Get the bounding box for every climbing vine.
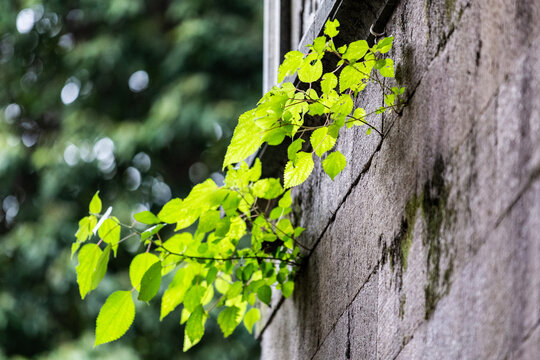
[71,19,406,351]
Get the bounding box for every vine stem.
[157,244,300,266]
[234,188,310,251]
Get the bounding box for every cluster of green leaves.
[74,158,302,351]
[224,19,405,187]
[72,19,405,352]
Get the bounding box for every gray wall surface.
[259,0,540,359]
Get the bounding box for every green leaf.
[174,179,219,230]
[311,36,327,55]
[95,291,135,346]
[241,263,256,282]
[92,245,111,290]
[278,190,292,209]
[297,55,323,83]
[222,193,241,216]
[134,211,160,225]
[321,73,338,95]
[262,127,287,145]
[287,138,304,164]
[197,210,220,234]
[243,308,261,334]
[138,261,162,302]
[347,107,366,128]
[75,215,97,243]
[223,109,263,169]
[217,306,241,337]
[89,191,102,214]
[384,93,395,107]
[330,95,354,121]
[284,152,314,188]
[184,305,206,351]
[71,242,81,258]
[252,178,284,199]
[282,281,295,298]
[129,253,159,290]
[375,58,394,78]
[308,102,325,116]
[206,267,218,284]
[310,127,336,157]
[180,308,191,325]
[257,285,272,306]
[277,218,294,239]
[76,244,102,299]
[140,223,165,242]
[227,281,243,299]
[268,207,286,220]
[215,275,232,295]
[339,64,367,93]
[324,19,340,37]
[184,285,206,312]
[245,158,262,182]
[294,227,306,238]
[160,265,199,320]
[98,218,120,257]
[375,36,393,53]
[157,198,182,224]
[277,50,304,83]
[343,40,369,62]
[322,151,347,180]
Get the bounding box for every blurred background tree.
[0,0,262,358]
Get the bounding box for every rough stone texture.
[260,0,540,359]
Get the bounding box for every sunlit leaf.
[138,261,162,302]
[298,55,323,83]
[134,211,160,225]
[277,50,304,83]
[375,58,394,78]
[76,244,102,299]
[184,305,207,351]
[218,306,241,337]
[92,245,111,290]
[284,152,314,188]
[374,36,394,53]
[323,151,347,180]
[282,281,294,298]
[95,291,135,346]
[252,178,284,199]
[310,127,336,157]
[158,198,182,224]
[243,308,261,334]
[98,218,120,257]
[343,40,369,62]
[89,191,102,214]
[129,253,159,290]
[160,265,198,320]
[324,19,340,37]
[223,109,263,169]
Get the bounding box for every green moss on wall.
[420,156,454,319]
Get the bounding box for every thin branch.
[157,245,300,266]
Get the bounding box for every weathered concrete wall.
[260,0,540,359]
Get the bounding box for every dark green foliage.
[0,0,262,358]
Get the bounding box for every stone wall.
[259,0,540,359]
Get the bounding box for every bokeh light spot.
[60,81,80,105]
[16,9,35,34]
[128,70,149,92]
